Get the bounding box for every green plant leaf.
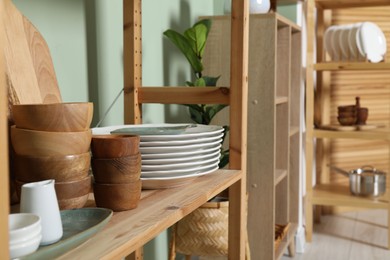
[163,29,203,73]
[184,23,207,59]
[203,76,220,86]
[188,107,203,124]
[192,19,212,57]
[205,104,227,121]
[194,78,206,87]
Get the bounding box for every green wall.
[12,1,296,259]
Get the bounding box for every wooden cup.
[91,135,140,158]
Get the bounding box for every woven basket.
[172,197,229,257]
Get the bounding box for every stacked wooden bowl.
[10,102,93,210]
[91,135,141,211]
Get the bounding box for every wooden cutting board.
[3,0,62,121]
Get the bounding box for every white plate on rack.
[142,149,221,165]
[348,23,363,60]
[139,139,222,154]
[324,25,337,60]
[141,144,222,159]
[358,22,387,63]
[140,133,224,147]
[142,156,219,171]
[141,165,219,189]
[141,160,220,177]
[93,124,224,141]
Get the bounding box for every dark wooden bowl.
[92,153,141,184]
[337,116,357,126]
[93,180,142,211]
[91,135,140,158]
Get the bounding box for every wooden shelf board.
[276,96,288,105]
[58,169,242,259]
[314,62,390,71]
[313,128,390,140]
[138,86,230,105]
[275,169,288,186]
[316,0,390,9]
[312,184,388,209]
[275,222,298,260]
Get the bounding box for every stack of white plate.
[92,124,224,189]
[324,22,387,63]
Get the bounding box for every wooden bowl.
[91,135,140,158]
[12,152,91,182]
[14,176,92,210]
[337,105,356,113]
[93,180,142,211]
[357,107,368,125]
[92,153,141,184]
[12,102,93,132]
[10,126,92,156]
[338,111,357,118]
[337,116,357,126]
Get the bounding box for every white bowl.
[9,233,42,259]
[9,213,41,243]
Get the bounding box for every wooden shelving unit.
[305,0,390,247]
[0,0,249,259]
[202,12,302,260]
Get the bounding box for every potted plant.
[164,19,232,259]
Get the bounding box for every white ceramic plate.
[348,23,363,60]
[141,144,222,159]
[358,22,387,63]
[331,26,344,61]
[92,124,224,141]
[141,159,219,177]
[339,24,353,60]
[324,25,337,60]
[141,165,219,189]
[140,133,224,147]
[142,149,221,165]
[141,156,220,171]
[139,139,222,154]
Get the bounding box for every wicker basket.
[170,197,229,258]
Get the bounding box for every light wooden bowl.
[91,135,140,158]
[12,152,91,182]
[12,102,93,132]
[10,126,92,156]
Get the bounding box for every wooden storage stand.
[305,0,390,247]
[0,0,249,259]
[202,13,301,260]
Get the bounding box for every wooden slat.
[314,129,390,140]
[138,87,229,104]
[228,0,248,259]
[123,0,142,124]
[59,170,242,259]
[316,0,390,9]
[0,0,10,258]
[315,62,390,71]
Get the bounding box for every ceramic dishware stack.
[10,102,93,210]
[324,22,387,63]
[9,213,42,258]
[91,135,142,211]
[93,124,224,189]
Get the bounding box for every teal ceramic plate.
[22,208,112,260]
[92,124,224,141]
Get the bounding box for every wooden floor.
[282,209,390,260]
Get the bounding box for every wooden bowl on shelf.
[93,180,142,211]
[337,105,356,113]
[12,102,93,132]
[92,153,141,184]
[91,135,140,158]
[10,126,92,156]
[12,152,91,182]
[337,116,357,126]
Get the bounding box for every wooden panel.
[0,0,10,258]
[315,62,390,71]
[329,6,390,196]
[316,0,390,9]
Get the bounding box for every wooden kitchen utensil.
[4,0,62,121]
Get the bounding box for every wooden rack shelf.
[315,0,390,9]
[312,184,388,209]
[58,170,242,259]
[314,62,390,71]
[313,128,390,140]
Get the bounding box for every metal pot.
[329,165,386,197]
